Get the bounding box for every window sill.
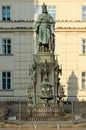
[0,89,14,91]
[0,54,14,56]
[2,20,11,22]
[79,89,86,91]
[79,54,86,56]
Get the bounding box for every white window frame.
[2,38,11,54]
[2,72,11,90]
[48,6,56,20]
[82,6,86,21]
[2,6,11,21]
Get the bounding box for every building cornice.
[56,27,86,32]
[0,20,86,23]
[0,27,34,32]
[0,27,86,32]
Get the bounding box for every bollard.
[35,125,37,130]
[57,124,59,129]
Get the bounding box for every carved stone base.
[35,52,55,63]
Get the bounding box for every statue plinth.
[35,52,54,63]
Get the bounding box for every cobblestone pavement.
[0,128,86,130]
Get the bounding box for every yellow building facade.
[0,0,86,101]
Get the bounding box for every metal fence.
[0,101,86,124]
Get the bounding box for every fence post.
[72,101,74,123]
[19,101,21,123]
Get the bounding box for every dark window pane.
[7,79,11,83]
[8,50,11,54]
[7,83,10,89]
[2,6,5,9]
[7,18,10,21]
[7,72,11,77]
[2,17,6,21]
[8,45,11,54]
[2,83,6,89]
[8,39,11,43]
[8,45,11,49]
[82,39,85,44]
[2,72,6,77]
[2,79,6,83]
[7,6,10,10]
[82,72,85,77]
[83,46,85,54]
